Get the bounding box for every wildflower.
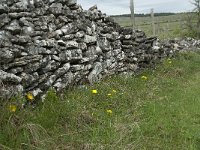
[9,105,17,113]
[112,90,117,93]
[141,76,148,80]
[91,89,97,94]
[107,93,112,96]
[106,109,113,114]
[27,92,34,101]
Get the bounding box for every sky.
[77,0,195,15]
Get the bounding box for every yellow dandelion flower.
[9,105,17,113]
[107,93,112,96]
[27,92,34,101]
[91,89,97,94]
[141,76,148,80]
[106,109,113,114]
[112,90,117,93]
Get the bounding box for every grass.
[1,51,200,149]
[112,13,188,39]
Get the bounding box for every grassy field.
[112,13,187,39]
[1,51,200,149]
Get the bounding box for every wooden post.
[130,0,135,32]
[151,8,156,36]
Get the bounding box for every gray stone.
[0,48,14,63]
[0,70,22,83]
[22,26,34,35]
[9,67,24,74]
[51,55,61,61]
[66,41,79,48]
[5,20,21,34]
[55,30,63,36]
[61,23,78,34]
[42,60,61,73]
[71,65,84,72]
[5,55,43,69]
[57,40,66,46]
[67,0,77,6]
[88,62,103,84]
[0,14,11,28]
[49,3,63,15]
[75,31,85,38]
[55,63,70,77]
[32,88,43,97]
[62,34,75,40]
[53,71,74,91]
[59,50,72,62]
[44,75,57,88]
[71,49,83,61]
[0,4,9,13]
[8,12,32,19]
[0,84,24,100]
[35,39,55,48]
[84,35,97,44]
[97,37,111,51]
[11,35,31,44]
[78,42,87,50]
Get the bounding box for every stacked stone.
[152,37,200,60]
[120,28,158,70]
[0,0,163,100]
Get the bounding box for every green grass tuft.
[1,51,200,149]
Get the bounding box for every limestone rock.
[49,3,63,15]
[0,48,14,63]
[84,35,97,44]
[0,70,22,83]
[0,14,11,28]
[66,41,79,48]
[0,4,9,13]
[5,20,21,34]
[88,62,103,84]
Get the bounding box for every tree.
[185,0,200,38]
[192,0,200,26]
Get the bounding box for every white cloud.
[77,0,194,15]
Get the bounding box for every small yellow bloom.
[91,90,97,94]
[107,93,112,96]
[9,105,17,113]
[106,109,113,114]
[141,76,148,80]
[27,92,34,101]
[112,90,117,93]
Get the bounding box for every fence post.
[151,8,156,36]
[130,0,136,32]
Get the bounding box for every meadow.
[1,51,200,149]
[112,13,188,39]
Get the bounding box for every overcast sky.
[77,0,194,15]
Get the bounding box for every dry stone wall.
[0,0,191,99]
